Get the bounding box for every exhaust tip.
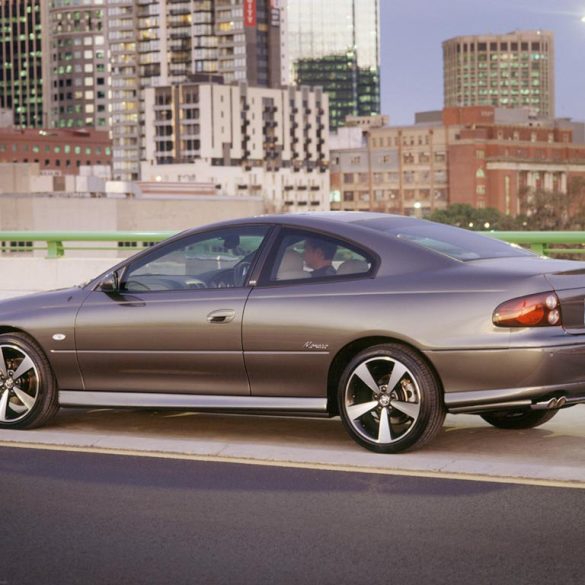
[531,396,566,410]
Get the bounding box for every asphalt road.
[1,447,584,585]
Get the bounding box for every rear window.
[356,218,535,261]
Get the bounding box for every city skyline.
[380,0,585,124]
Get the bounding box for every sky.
[379,0,585,124]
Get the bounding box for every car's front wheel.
[479,409,558,429]
[0,333,59,429]
[338,344,445,453]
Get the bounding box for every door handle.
[206,309,236,324]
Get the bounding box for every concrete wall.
[0,195,264,233]
[0,257,118,299]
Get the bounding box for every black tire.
[0,332,59,429]
[480,408,558,430]
[338,343,445,454]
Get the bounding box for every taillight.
[493,292,561,327]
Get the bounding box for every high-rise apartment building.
[286,0,380,130]
[48,1,108,130]
[0,0,50,127]
[443,31,555,118]
[109,0,285,180]
[142,81,329,210]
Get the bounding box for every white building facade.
[141,82,330,211]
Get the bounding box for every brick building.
[330,106,585,217]
[0,127,112,175]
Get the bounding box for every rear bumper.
[443,382,585,414]
[425,343,585,414]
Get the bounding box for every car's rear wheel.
[0,333,59,429]
[479,409,558,429]
[338,344,445,453]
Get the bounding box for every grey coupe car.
[1,212,585,453]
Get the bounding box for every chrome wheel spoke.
[347,400,378,421]
[353,363,380,393]
[0,347,7,378]
[13,386,35,411]
[387,362,407,392]
[0,390,9,421]
[12,356,34,382]
[378,407,392,443]
[391,399,420,420]
[9,402,27,414]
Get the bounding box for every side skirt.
[59,391,329,415]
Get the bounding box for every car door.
[243,227,375,398]
[75,224,271,395]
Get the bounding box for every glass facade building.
[49,1,108,130]
[286,0,380,130]
[0,0,49,127]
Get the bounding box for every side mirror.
[99,271,119,292]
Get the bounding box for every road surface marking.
[0,439,583,490]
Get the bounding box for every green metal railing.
[0,231,176,258]
[482,231,585,257]
[0,230,584,258]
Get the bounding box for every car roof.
[217,211,415,230]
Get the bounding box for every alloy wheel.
[0,344,40,424]
[343,356,422,446]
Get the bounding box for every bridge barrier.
[0,230,584,299]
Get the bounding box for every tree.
[517,177,585,231]
[429,204,517,230]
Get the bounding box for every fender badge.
[52,334,66,341]
[304,341,329,350]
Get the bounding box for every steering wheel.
[233,261,251,287]
[208,271,234,288]
[185,279,207,289]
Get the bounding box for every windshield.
[356,218,536,262]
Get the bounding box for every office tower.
[0,0,50,127]
[443,31,555,118]
[48,1,108,129]
[286,0,380,130]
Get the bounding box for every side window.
[267,230,373,283]
[121,226,269,292]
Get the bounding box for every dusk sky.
[379,0,585,124]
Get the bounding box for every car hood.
[0,287,88,321]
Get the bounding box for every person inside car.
[303,238,337,278]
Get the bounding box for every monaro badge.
[304,341,329,350]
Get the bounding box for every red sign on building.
[244,0,256,27]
